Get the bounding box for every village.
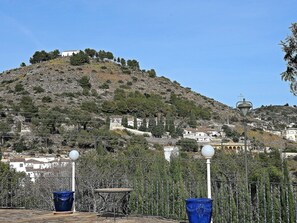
[3,114,297,181]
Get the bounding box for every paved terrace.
[0,209,180,223]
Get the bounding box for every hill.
[0,54,241,154]
[0,57,234,118]
[0,51,297,156]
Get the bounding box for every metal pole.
[244,119,248,190]
[206,158,211,199]
[72,161,76,212]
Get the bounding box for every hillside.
[0,57,234,118]
[0,55,242,154]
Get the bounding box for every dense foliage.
[70,51,90,66]
[30,50,60,64]
[280,23,297,94]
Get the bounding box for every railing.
[0,175,296,222]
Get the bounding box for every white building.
[164,146,179,162]
[109,116,152,136]
[9,156,70,181]
[283,128,297,141]
[61,50,80,57]
[183,128,211,142]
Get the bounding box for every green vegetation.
[102,89,170,117]
[127,59,140,70]
[280,23,297,94]
[14,83,25,92]
[170,93,211,120]
[77,76,91,90]
[41,96,52,103]
[33,86,45,93]
[84,48,96,58]
[147,69,156,78]
[30,49,60,64]
[176,138,198,152]
[97,50,114,61]
[70,51,90,66]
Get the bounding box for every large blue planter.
[53,191,74,212]
[186,198,212,223]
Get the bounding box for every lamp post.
[236,98,252,190]
[201,145,215,199]
[69,150,79,212]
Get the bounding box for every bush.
[15,83,25,92]
[33,86,45,93]
[100,82,109,89]
[78,76,91,90]
[42,96,52,103]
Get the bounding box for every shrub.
[42,96,52,103]
[78,76,91,90]
[15,83,25,92]
[33,86,45,93]
[100,82,109,89]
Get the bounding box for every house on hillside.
[61,50,80,57]
[183,128,211,142]
[283,128,297,142]
[9,156,70,181]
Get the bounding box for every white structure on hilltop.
[163,146,179,162]
[283,128,297,142]
[9,156,70,181]
[61,50,80,57]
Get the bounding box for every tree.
[133,116,137,129]
[20,62,26,67]
[122,116,128,127]
[48,49,60,59]
[188,111,197,128]
[127,59,140,70]
[148,116,156,132]
[34,108,64,136]
[29,49,60,64]
[120,58,126,67]
[176,138,198,152]
[84,48,96,58]
[139,117,147,131]
[152,115,164,137]
[280,23,297,94]
[19,96,38,122]
[70,51,90,66]
[147,69,156,78]
[30,50,49,64]
[0,121,9,145]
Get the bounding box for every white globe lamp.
[69,150,79,212]
[201,145,215,199]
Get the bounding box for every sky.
[0,0,296,109]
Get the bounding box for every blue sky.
[0,0,296,108]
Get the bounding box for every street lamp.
[69,150,79,212]
[201,145,215,199]
[236,98,252,189]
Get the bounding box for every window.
[20,163,23,167]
